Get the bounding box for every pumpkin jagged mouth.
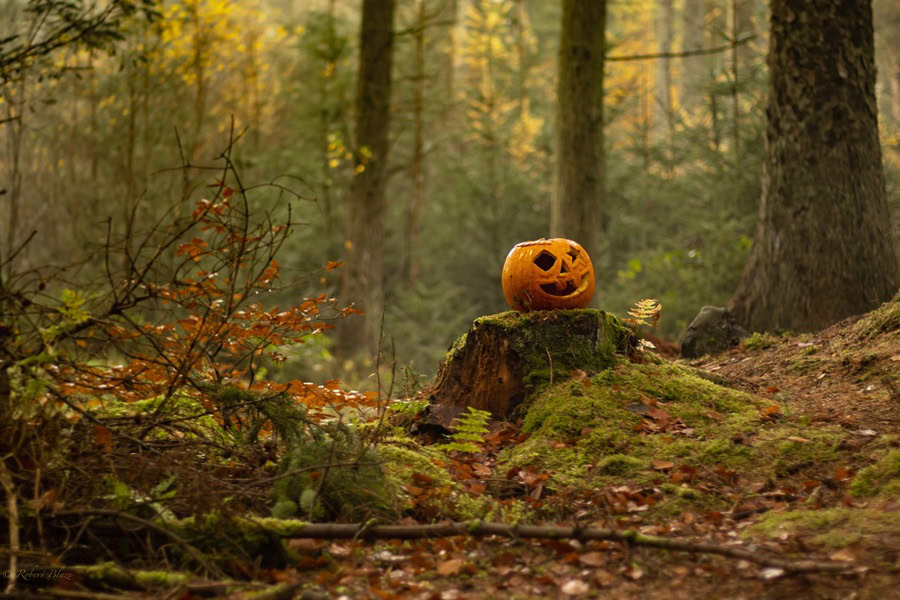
[539,276,590,297]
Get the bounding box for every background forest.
[2,0,899,384]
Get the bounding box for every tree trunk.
[425,310,633,428]
[728,0,899,333]
[550,0,607,262]
[681,0,707,115]
[338,0,395,358]
[654,0,674,146]
[406,0,426,284]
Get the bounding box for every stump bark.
[424,309,634,428]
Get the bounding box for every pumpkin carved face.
[501,238,595,311]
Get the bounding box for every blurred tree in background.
[1,0,898,387]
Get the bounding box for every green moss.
[378,437,454,488]
[466,309,634,392]
[497,356,850,521]
[743,332,779,350]
[849,292,900,340]
[70,563,194,588]
[850,449,900,498]
[596,454,644,475]
[787,356,825,374]
[747,508,899,549]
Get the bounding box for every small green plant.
[744,331,778,351]
[390,398,429,419]
[438,407,491,453]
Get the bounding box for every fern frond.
[625,298,662,328]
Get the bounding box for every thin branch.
[278,521,854,574]
[607,35,755,62]
[49,510,225,580]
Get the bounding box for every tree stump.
[424,309,634,428]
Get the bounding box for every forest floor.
[14,302,899,600]
[267,310,898,600]
[212,307,896,600]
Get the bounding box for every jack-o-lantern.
[501,238,595,312]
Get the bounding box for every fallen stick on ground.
[276,520,854,574]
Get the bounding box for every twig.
[278,520,854,574]
[607,34,755,62]
[0,464,19,593]
[48,510,225,580]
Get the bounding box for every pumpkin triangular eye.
[533,251,556,271]
[567,249,580,262]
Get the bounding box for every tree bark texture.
[424,310,631,428]
[551,0,607,261]
[729,0,899,333]
[680,0,707,115]
[654,0,674,144]
[338,0,395,358]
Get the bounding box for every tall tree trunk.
[728,0,741,162]
[681,0,707,115]
[407,0,426,283]
[338,0,395,359]
[728,0,899,333]
[318,0,337,234]
[654,0,674,146]
[551,0,606,262]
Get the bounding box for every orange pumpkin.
[501,238,595,312]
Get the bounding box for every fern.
[438,406,491,453]
[625,298,662,328]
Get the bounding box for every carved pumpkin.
[501,238,595,312]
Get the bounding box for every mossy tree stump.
[424,309,635,428]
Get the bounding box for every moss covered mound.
[499,360,848,519]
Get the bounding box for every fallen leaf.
[437,558,466,576]
[651,460,675,471]
[411,472,435,485]
[759,567,785,580]
[829,548,856,562]
[766,385,779,393]
[560,579,590,595]
[578,551,607,567]
[787,436,810,443]
[706,411,724,421]
[403,484,425,496]
[624,565,644,580]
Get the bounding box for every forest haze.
[1,0,899,382]
[3,2,900,598]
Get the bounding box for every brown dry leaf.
[651,460,675,471]
[437,558,466,576]
[560,579,590,596]
[411,472,434,485]
[403,484,425,496]
[328,543,352,557]
[890,355,900,362]
[571,369,588,382]
[787,436,810,443]
[706,411,724,421]
[473,463,492,477]
[624,565,644,580]
[287,538,323,554]
[93,424,113,451]
[578,551,607,567]
[829,548,857,562]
